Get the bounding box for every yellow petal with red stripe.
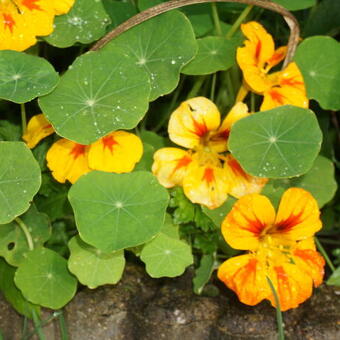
[22,113,54,148]
[168,97,221,149]
[46,139,90,184]
[88,131,143,173]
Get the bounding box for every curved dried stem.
[90,0,300,68]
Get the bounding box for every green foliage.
[327,267,340,286]
[193,253,215,294]
[272,0,316,10]
[229,106,322,178]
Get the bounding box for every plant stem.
[32,310,46,340]
[315,237,336,272]
[58,311,69,340]
[250,91,256,112]
[210,73,217,101]
[211,3,222,36]
[226,5,254,39]
[21,103,27,134]
[15,217,34,251]
[187,76,205,99]
[266,276,285,340]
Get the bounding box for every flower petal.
[88,131,143,173]
[22,113,54,148]
[152,147,192,188]
[46,139,90,183]
[218,254,270,306]
[51,0,75,15]
[273,188,322,241]
[183,161,229,209]
[224,155,268,198]
[266,46,287,69]
[168,97,221,149]
[221,193,275,250]
[209,102,249,153]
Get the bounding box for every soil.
[1,263,339,340]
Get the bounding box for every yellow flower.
[218,188,325,311]
[0,0,75,51]
[23,114,143,183]
[152,97,267,209]
[236,21,308,110]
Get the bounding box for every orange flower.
[218,188,325,311]
[0,0,75,51]
[152,97,267,209]
[236,21,308,110]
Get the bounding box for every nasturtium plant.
[228,105,322,178]
[45,0,111,48]
[0,51,59,104]
[272,0,316,10]
[68,171,169,252]
[0,142,41,224]
[39,47,150,144]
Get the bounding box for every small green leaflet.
[228,106,322,178]
[0,51,58,104]
[193,253,215,294]
[182,36,236,75]
[0,205,50,266]
[68,171,169,252]
[0,142,41,224]
[295,36,340,110]
[68,236,125,289]
[327,267,340,286]
[45,0,111,48]
[39,47,150,144]
[202,197,236,228]
[14,247,77,309]
[140,233,193,278]
[106,11,197,101]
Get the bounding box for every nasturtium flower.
[236,21,308,110]
[23,114,143,183]
[0,0,75,51]
[218,188,325,311]
[152,97,267,209]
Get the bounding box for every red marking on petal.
[202,167,214,183]
[280,77,303,87]
[102,135,118,153]
[275,266,288,283]
[269,89,285,105]
[192,118,209,138]
[3,14,15,33]
[70,144,86,160]
[228,158,249,180]
[255,40,262,61]
[267,51,284,65]
[231,258,258,287]
[43,124,52,130]
[22,0,42,11]
[275,211,303,233]
[173,155,192,172]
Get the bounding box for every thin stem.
[58,311,69,340]
[32,310,46,340]
[226,5,254,39]
[266,276,285,340]
[211,3,222,36]
[210,73,217,101]
[21,103,27,134]
[315,237,336,272]
[250,91,256,112]
[15,217,34,251]
[187,76,205,99]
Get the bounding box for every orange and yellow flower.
[218,188,325,311]
[23,113,143,183]
[152,97,267,209]
[236,21,308,110]
[0,0,75,51]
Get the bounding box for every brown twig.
[90,0,300,67]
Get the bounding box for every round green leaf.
[202,197,236,228]
[14,247,77,309]
[272,0,316,10]
[0,205,51,266]
[0,51,58,104]
[0,142,41,224]
[39,48,150,144]
[68,171,169,252]
[295,36,340,110]
[45,0,111,48]
[228,106,322,178]
[106,11,197,101]
[140,233,193,278]
[327,267,340,286]
[68,236,125,289]
[182,36,236,75]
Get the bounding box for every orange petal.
[46,139,90,183]
[224,155,268,198]
[273,188,322,241]
[266,46,287,70]
[168,97,221,149]
[88,131,143,173]
[209,102,249,153]
[218,254,270,306]
[22,113,54,148]
[152,147,192,188]
[221,193,275,250]
[182,161,229,209]
[268,263,313,311]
